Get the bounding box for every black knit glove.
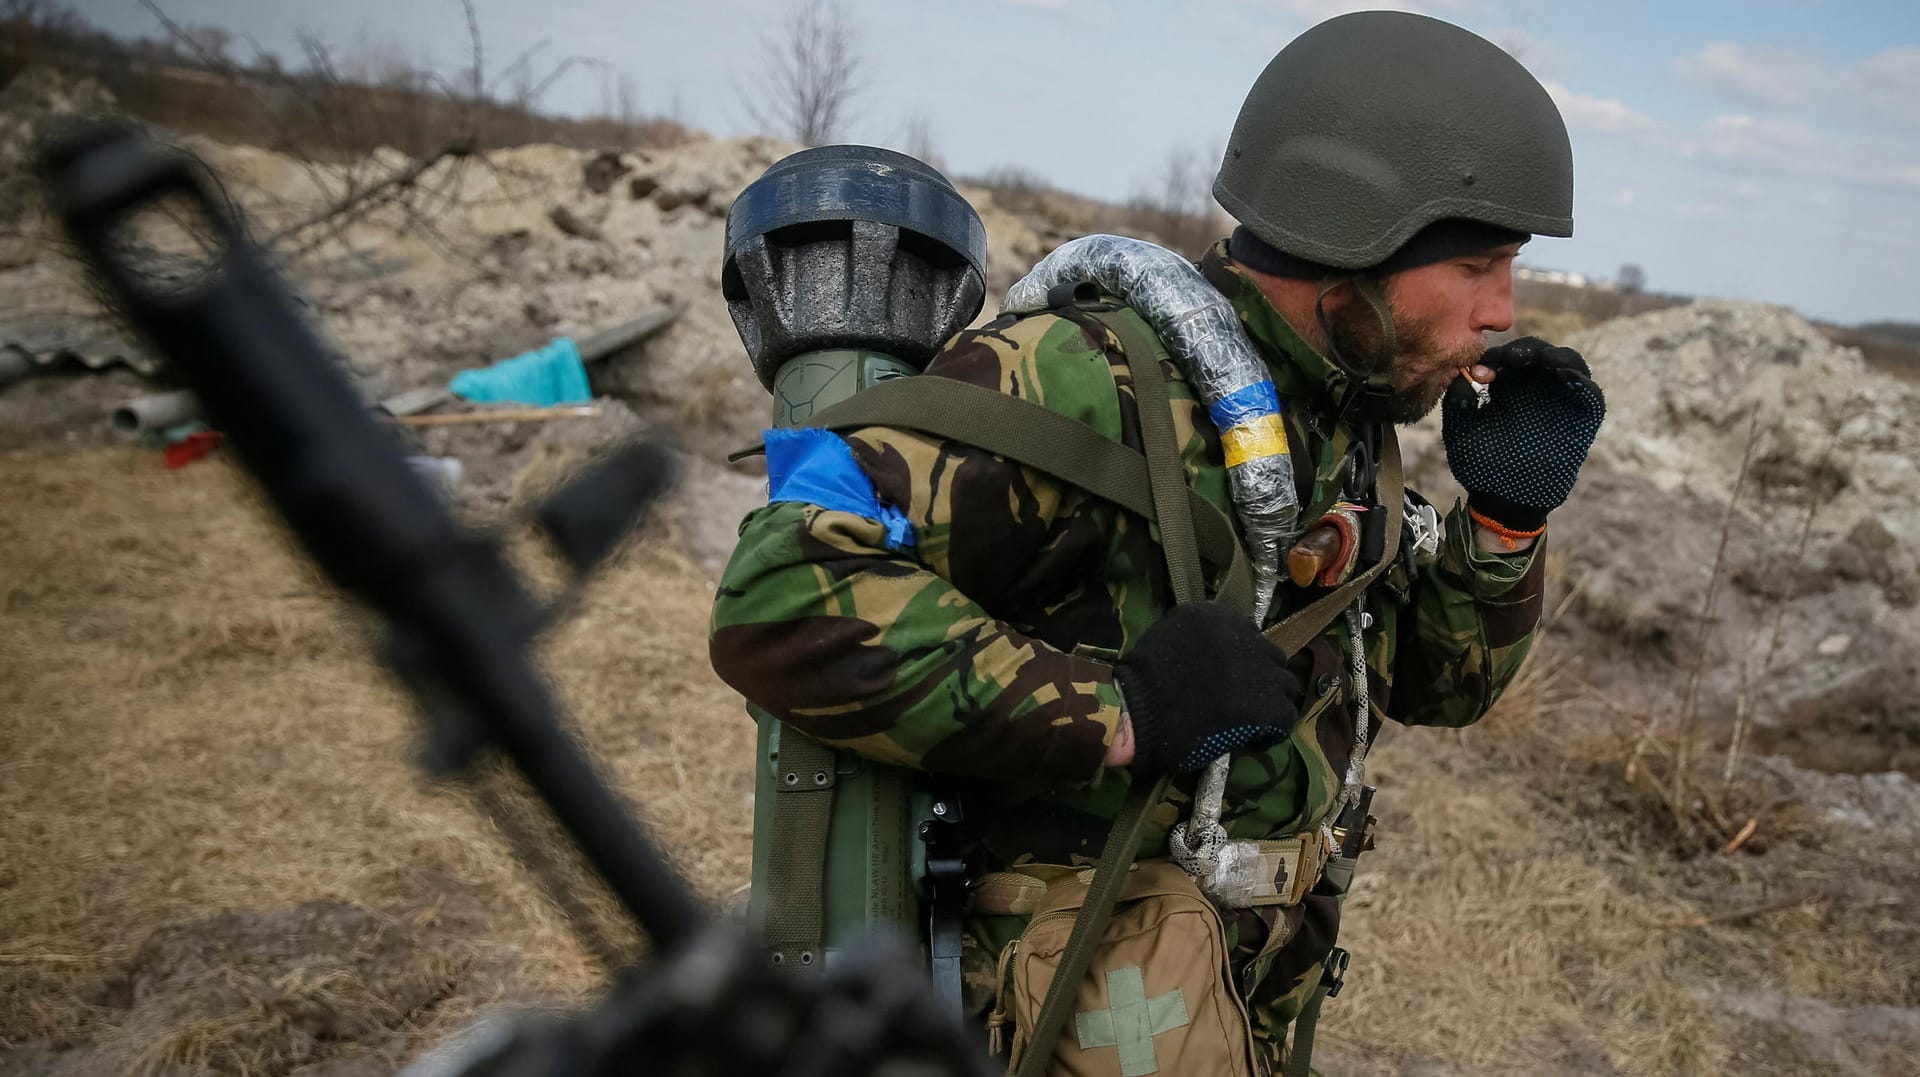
[1442,336,1606,533]
[1114,602,1300,775]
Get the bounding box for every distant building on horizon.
[1515,265,1613,291]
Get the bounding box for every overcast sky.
[71,0,1920,325]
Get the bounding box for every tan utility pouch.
[991,861,1260,1077]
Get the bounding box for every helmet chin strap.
[1314,274,1398,424]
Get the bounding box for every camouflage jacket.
[710,247,1546,869]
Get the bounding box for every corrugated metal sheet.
[1,325,163,381]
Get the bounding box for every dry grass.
[1324,655,1729,1075]
[0,444,753,1072]
[1321,626,1920,1077]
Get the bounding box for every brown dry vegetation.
[1,10,692,163]
[1325,644,1920,1076]
[0,444,750,1074]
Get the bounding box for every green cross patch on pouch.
[1074,966,1191,1076]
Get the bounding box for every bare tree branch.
[266,135,477,250]
[741,0,862,145]
[459,0,482,103]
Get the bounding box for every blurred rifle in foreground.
[40,123,987,1077]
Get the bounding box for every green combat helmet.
[1212,10,1573,270]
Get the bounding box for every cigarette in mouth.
[1462,365,1493,408]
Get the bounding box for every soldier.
[711,10,1605,1074]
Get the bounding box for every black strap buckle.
[919,795,969,1019]
[1322,946,1351,998]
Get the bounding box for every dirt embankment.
[3,75,1916,1076]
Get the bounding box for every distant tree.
[1126,143,1222,256]
[899,107,939,168]
[179,23,231,64]
[1859,321,1920,346]
[743,0,861,145]
[1618,262,1646,294]
[603,69,641,129]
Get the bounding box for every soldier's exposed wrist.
[1472,520,1537,555]
[1103,706,1136,768]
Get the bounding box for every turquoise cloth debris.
[449,337,591,406]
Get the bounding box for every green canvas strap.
[1285,981,1330,1077]
[1015,303,1198,1077]
[794,377,1255,616]
[1012,772,1173,1077]
[1094,304,1205,606]
[1285,947,1350,1077]
[761,727,835,970]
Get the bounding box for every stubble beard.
[1326,302,1482,426]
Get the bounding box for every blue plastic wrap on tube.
[449,337,591,406]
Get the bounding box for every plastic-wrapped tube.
[1002,234,1300,621]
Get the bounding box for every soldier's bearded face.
[1328,244,1522,425]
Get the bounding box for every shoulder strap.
[1090,303,1204,604]
[1010,772,1171,1077]
[797,375,1256,616]
[1010,302,1201,1075]
[1262,428,1403,656]
[1015,365,1401,1077]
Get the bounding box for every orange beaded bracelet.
[1467,506,1545,551]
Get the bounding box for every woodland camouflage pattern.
[711,244,1547,1063]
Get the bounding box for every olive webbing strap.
[1286,981,1332,1077]
[1263,429,1404,657]
[1010,773,1172,1077]
[1102,306,1205,606]
[761,727,836,970]
[1014,306,1202,1077]
[798,378,1255,617]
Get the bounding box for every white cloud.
[1694,113,1819,162]
[1734,179,1762,198]
[1674,43,1920,131]
[1541,80,1659,135]
[1609,187,1637,208]
[1685,112,1920,195]
[1489,27,1576,82]
[1672,43,1829,109]
[1853,48,1920,127]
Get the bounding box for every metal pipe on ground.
[111,390,201,435]
[575,306,679,363]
